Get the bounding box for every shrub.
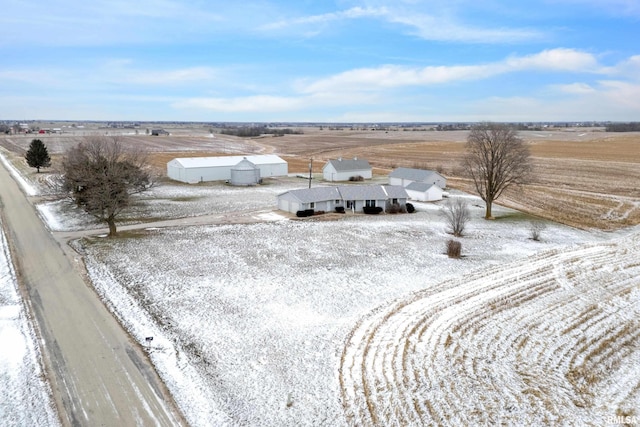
[387,203,401,214]
[296,209,315,217]
[335,206,345,213]
[529,221,547,241]
[363,206,383,214]
[446,239,462,258]
[406,203,415,213]
[348,175,364,181]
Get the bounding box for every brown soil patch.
[264,129,640,230]
[4,128,639,230]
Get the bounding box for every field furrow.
[340,232,640,425]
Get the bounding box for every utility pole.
[308,158,313,189]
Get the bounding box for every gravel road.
[0,162,185,426]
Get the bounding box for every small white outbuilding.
[389,167,447,189]
[405,182,443,201]
[322,157,372,181]
[167,155,288,184]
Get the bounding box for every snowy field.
[3,148,639,426]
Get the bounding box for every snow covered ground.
[0,220,60,427]
[0,152,59,426]
[4,151,639,426]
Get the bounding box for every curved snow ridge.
[339,232,640,426]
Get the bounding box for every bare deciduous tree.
[441,197,470,237]
[61,136,151,237]
[464,123,532,219]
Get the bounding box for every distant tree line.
[219,126,303,137]
[605,122,640,132]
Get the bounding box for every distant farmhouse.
[167,155,288,184]
[277,184,408,214]
[323,157,372,181]
[389,167,446,201]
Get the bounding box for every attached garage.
[167,155,288,184]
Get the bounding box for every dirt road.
[0,163,184,425]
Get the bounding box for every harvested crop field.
[340,231,640,425]
[250,128,640,230]
[2,127,639,230]
[3,124,640,427]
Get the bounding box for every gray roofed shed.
[323,157,373,181]
[389,167,446,189]
[405,181,443,201]
[327,158,371,172]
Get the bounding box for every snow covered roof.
[338,184,388,200]
[231,158,259,171]
[279,184,407,203]
[389,167,443,181]
[169,155,286,169]
[279,186,342,203]
[325,158,371,172]
[383,185,410,198]
[406,182,439,192]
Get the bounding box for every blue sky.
[1,0,639,122]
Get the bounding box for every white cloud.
[547,0,640,17]
[261,6,388,30]
[258,4,542,43]
[298,48,602,94]
[553,82,597,94]
[111,66,219,85]
[172,96,305,112]
[505,48,601,72]
[469,78,640,121]
[609,55,640,80]
[386,11,543,43]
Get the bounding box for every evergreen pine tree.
[25,139,51,173]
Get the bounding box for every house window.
[365,200,376,207]
[310,202,315,209]
[392,198,398,204]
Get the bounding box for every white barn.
[167,155,288,184]
[322,158,372,182]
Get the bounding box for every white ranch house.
[388,167,446,201]
[277,184,409,214]
[167,155,288,184]
[322,158,372,182]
